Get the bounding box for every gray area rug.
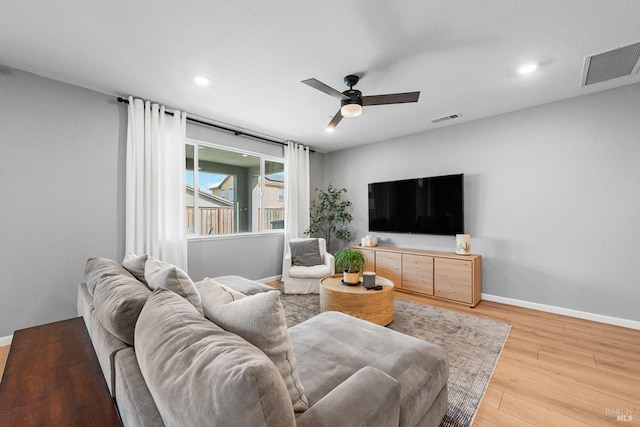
[281,294,510,427]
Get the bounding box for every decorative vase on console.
[456,234,471,255]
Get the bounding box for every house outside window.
[185,142,285,236]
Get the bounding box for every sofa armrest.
[295,366,400,427]
[323,252,335,275]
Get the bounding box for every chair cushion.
[144,257,203,315]
[135,288,296,427]
[202,281,309,413]
[289,264,331,279]
[290,239,323,267]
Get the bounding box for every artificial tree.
[305,184,353,254]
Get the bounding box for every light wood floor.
[1,290,637,426]
[394,291,640,427]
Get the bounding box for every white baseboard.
[482,293,640,330]
[0,335,13,346]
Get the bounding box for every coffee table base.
[320,275,394,326]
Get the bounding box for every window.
[185,142,285,236]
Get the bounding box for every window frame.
[186,138,285,240]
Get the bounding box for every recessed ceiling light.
[518,63,538,74]
[193,75,210,86]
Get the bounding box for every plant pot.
[342,271,360,285]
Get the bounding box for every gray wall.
[323,84,640,322]
[0,67,127,337]
[0,68,325,336]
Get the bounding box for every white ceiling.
[1,1,639,153]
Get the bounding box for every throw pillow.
[93,271,152,346]
[135,288,296,426]
[144,257,203,315]
[122,252,148,285]
[84,257,136,297]
[289,239,323,267]
[199,278,245,320]
[212,275,275,295]
[203,281,309,413]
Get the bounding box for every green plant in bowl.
[334,248,366,285]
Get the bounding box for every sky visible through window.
[186,170,228,192]
[186,171,285,192]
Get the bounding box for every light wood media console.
[354,245,482,307]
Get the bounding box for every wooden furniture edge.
[355,244,482,308]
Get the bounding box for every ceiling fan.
[302,74,420,131]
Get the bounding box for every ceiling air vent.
[431,113,461,124]
[582,41,640,86]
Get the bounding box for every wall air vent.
[431,113,462,124]
[582,41,640,86]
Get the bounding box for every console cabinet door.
[402,254,434,295]
[434,258,473,304]
[358,248,376,272]
[375,251,402,289]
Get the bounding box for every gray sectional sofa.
[77,256,449,427]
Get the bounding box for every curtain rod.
[117,97,314,153]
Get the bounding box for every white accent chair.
[282,238,335,294]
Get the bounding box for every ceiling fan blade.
[361,91,420,106]
[326,110,343,130]
[302,78,347,100]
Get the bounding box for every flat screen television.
[368,174,464,235]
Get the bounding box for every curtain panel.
[125,97,188,270]
[283,141,310,252]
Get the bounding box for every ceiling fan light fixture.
[193,75,211,86]
[341,102,362,118]
[518,63,538,75]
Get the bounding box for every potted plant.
[305,184,353,254]
[334,248,366,285]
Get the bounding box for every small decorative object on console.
[360,234,377,247]
[363,271,376,289]
[456,234,471,255]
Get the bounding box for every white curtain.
[283,141,310,251]
[125,97,188,270]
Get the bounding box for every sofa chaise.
[77,255,449,426]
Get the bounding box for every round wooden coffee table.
[319,274,395,326]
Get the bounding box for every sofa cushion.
[93,269,152,346]
[122,252,148,285]
[289,311,449,427]
[135,288,296,427]
[211,275,275,295]
[202,281,308,413]
[114,348,165,427]
[84,256,137,296]
[144,257,203,315]
[290,239,323,267]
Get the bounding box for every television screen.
[368,174,464,235]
